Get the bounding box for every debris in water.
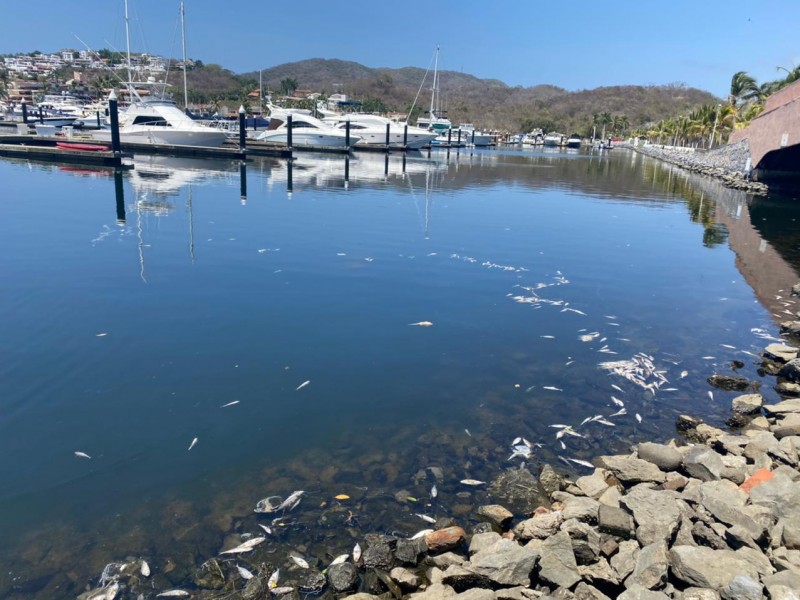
[409,321,433,327]
[334,494,350,501]
[254,496,282,513]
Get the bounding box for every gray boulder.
[773,413,800,439]
[778,359,800,383]
[626,541,668,590]
[749,472,800,519]
[562,496,600,523]
[699,479,766,542]
[610,539,639,581]
[536,530,580,589]
[390,567,421,592]
[513,511,562,540]
[476,505,514,530]
[468,538,539,587]
[683,446,724,481]
[617,584,670,599]
[328,563,360,593]
[762,570,800,600]
[636,442,682,471]
[575,470,612,498]
[720,575,762,600]
[408,583,457,600]
[731,393,763,415]
[573,582,611,600]
[668,546,760,590]
[681,589,720,600]
[620,486,681,546]
[597,504,634,539]
[765,344,798,363]
[469,532,502,556]
[764,397,800,415]
[596,456,665,484]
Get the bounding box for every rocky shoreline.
[77,291,800,599]
[632,140,770,196]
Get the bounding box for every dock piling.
[403,125,408,148]
[238,105,246,151]
[287,114,293,149]
[385,123,390,149]
[114,169,126,225]
[345,121,351,149]
[21,99,28,124]
[240,161,247,203]
[108,90,121,156]
[38,107,44,124]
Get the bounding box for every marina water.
[0,147,797,598]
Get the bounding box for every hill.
[181,58,719,135]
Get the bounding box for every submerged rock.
[707,374,751,391]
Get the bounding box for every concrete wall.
[729,79,800,170]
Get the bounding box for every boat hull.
[93,127,227,148]
[352,130,437,149]
[258,131,360,148]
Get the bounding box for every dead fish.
[611,384,624,392]
[708,391,714,401]
[259,524,273,535]
[540,335,555,339]
[409,321,433,327]
[559,440,566,450]
[289,553,309,569]
[219,537,266,555]
[721,344,736,349]
[567,458,595,468]
[430,484,438,498]
[277,490,304,512]
[410,528,434,540]
[330,554,349,566]
[272,586,295,595]
[254,496,282,514]
[188,437,198,451]
[156,591,190,598]
[296,380,311,391]
[662,387,678,392]
[542,386,563,392]
[460,479,486,486]
[353,543,362,562]
[140,560,150,577]
[595,418,616,426]
[220,400,240,408]
[635,413,642,423]
[702,356,716,360]
[268,568,280,589]
[415,513,436,523]
[74,451,92,459]
[512,436,522,445]
[464,428,472,436]
[611,396,624,407]
[608,408,627,417]
[680,370,688,378]
[237,565,255,580]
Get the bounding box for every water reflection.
[2,148,800,599]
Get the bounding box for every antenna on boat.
[180,0,189,111]
[124,0,133,83]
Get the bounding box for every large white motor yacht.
[326,114,437,149]
[256,112,361,148]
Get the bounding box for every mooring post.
[385,123,390,149]
[472,130,475,145]
[96,110,101,129]
[344,156,350,187]
[447,128,452,145]
[114,168,126,225]
[238,105,246,152]
[287,114,293,149]
[345,120,351,149]
[287,159,293,195]
[403,124,408,149]
[240,162,247,204]
[457,129,461,146]
[21,99,28,124]
[108,89,121,156]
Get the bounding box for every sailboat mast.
[429,46,439,120]
[124,0,133,83]
[181,1,189,110]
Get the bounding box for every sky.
[2,0,798,99]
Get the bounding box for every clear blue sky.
[2,0,798,98]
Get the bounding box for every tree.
[280,77,298,96]
[728,71,759,107]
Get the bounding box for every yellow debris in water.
[334,494,350,501]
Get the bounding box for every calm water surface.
[1,147,798,598]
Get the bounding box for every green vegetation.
[634,66,800,147]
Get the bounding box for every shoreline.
[77,301,800,598]
[632,140,770,196]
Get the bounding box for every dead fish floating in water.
[296,380,311,391]
[278,490,304,511]
[611,396,625,407]
[508,443,532,461]
[74,451,92,459]
[272,586,295,596]
[255,491,304,513]
[289,552,310,569]
[140,560,150,577]
[410,528,434,540]
[566,458,595,468]
[219,536,266,555]
[635,413,642,423]
[259,524,273,535]
[542,386,563,392]
[460,479,486,486]
[237,565,255,580]
[156,591,190,598]
[430,484,438,498]
[353,543,362,562]
[330,554,349,566]
[188,437,198,451]
[415,513,436,523]
[268,568,280,589]
[220,400,240,408]
[680,370,689,379]
[409,321,433,327]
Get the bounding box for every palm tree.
[279,77,298,97]
[728,71,759,107]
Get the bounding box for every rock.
[699,479,766,542]
[676,415,703,432]
[575,470,611,498]
[682,446,724,481]
[691,424,727,444]
[441,565,491,592]
[636,443,682,471]
[771,546,800,572]
[490,468,546,513]
[765,397,800,416]
[668,546,760,590]
[599,537,618,558]
[793,282,800,296]
[773,413,800,439]
[428,553,466,569]
[743,430,790,463]
[626,541,668,590]
[477,505,514,530]
[781,321,800,337]
[707,374,750,391]
[597,504,635,539]
[596,456,665,484]
[562,496,599,523]
[408,583,457,600]
[340,594,381,600]
[577,557,619,586]
[390,567,421,592]
[454,590,496,600]
[782,515,800,549]
[661,472,688,491]
[425,527,467,553]
[749,472,800,518]
[763,571,800,600]
[617,583,670,599]
[681,588,720,600]
[765,344,798,363]
[610,539,638,580]
[739,468,774,494]
[620,486,681,546]
[562,520,600,565]
[494,588,540,600]
[776,381,800,396]
[514,511,562,540]
[573,582,612,600]
[731,394,763,415]
[691,521,728,550]
[328,563,360,593]
[396,538,427,565]
[778,359,800,383]
[363,540,394,569]
[469,532,502,555]
[469,538,540,586]
[537,530,580,589]
[597,485,622,507]
[539,464,565,496]
[720,575,762,600]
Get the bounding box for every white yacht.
[566,133,582,149]
[93,78,227,147]
[543,132,564,147]
[256,112,361,148]
[458,124,494,147]
[325,114,437,149]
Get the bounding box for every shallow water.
[0,147,798,598]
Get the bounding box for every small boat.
[256,112,361,148]
[543,132,564,147]
[458,123,494,147]
[56,141,110,152]
[566,134,582,149]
